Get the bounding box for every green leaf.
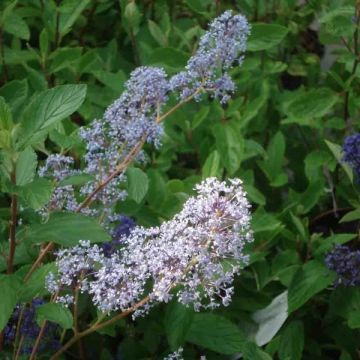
[146,169,166,208]
[4,13,30,40]
[285,88,338,123]
[36,303,73,329]
[19,212,111,246]
[0,79,28,112]
[20,263,56,302]
[0,96,13,130]
[0,275,21,331]
[278,321,304,360]
[213,122,243,175]
[319,6,354,23]
[59,0,90,36]
[325,139,353,183]
[258,131,287,186]
[288,260,335,313]
[242,342,272,360]
[123,2,141,33]
[252,291,288,346]
[39,29,49,56]
[247,23,289,51]
[313,233,356,256]
[148,20,167,47]
[18,178,53,210]
[340,209,360,223]
[202,150,222,178]
[192,106,209,130]
[186,314,245,355]
[347,311,360,329]
[16,147,37,186]
[165,301,194,350]
[147,48,188,72]
[127,168,149,204]
[16,84,87,149]
[58,174,94,187]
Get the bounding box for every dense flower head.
[47,178,252,316]
[325,245,360,287]
[4,299,60,355]
[342,133,360,177]
[170,10,250,103]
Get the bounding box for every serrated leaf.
[18,178,53,210]
[202,150,222,178]
[213,122,243,175]
[36,303,73,329]
[247,24,289,51]
[4,13,30,40]
[59,0,90,36]
[16,84,87,149]
[340,209,360,223]
[288,261,335,313]
[19,212,111,246]
[148,20,167,47]
[165,301,194,350]
[278,321,304,360]
[16,147,37,186]
[0,275,21,331]
[0,79,28,112]
[325,139,353,183]
[186,314,245,354]
[20,263,56,302]
[0,96,13,130]
[127,168,149,204]
[285,88,338,122]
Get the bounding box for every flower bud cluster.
[342,133,360,178]
[325,245,360,287]
[47,178,252,316]
[4,299,60,355]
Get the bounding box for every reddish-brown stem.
[29,321,47,360]
[76,135,147,212]
[23,242,54,282]
[7,171,17,274]
[50,296,150,360]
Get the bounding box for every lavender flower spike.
[170,10,250,103]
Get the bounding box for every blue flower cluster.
[170,10,250,103]
[342,133,360,177]
[4,299,60,355]
[325,245,360,287]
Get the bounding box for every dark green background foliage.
[0,0,359,359]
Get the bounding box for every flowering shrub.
[0,1,360,359]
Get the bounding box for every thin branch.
[7,171,17,274]
[50,296,150,360]
[29,321,47,360]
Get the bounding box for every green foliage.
[0,0,359,358]
[36,302,73,329]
